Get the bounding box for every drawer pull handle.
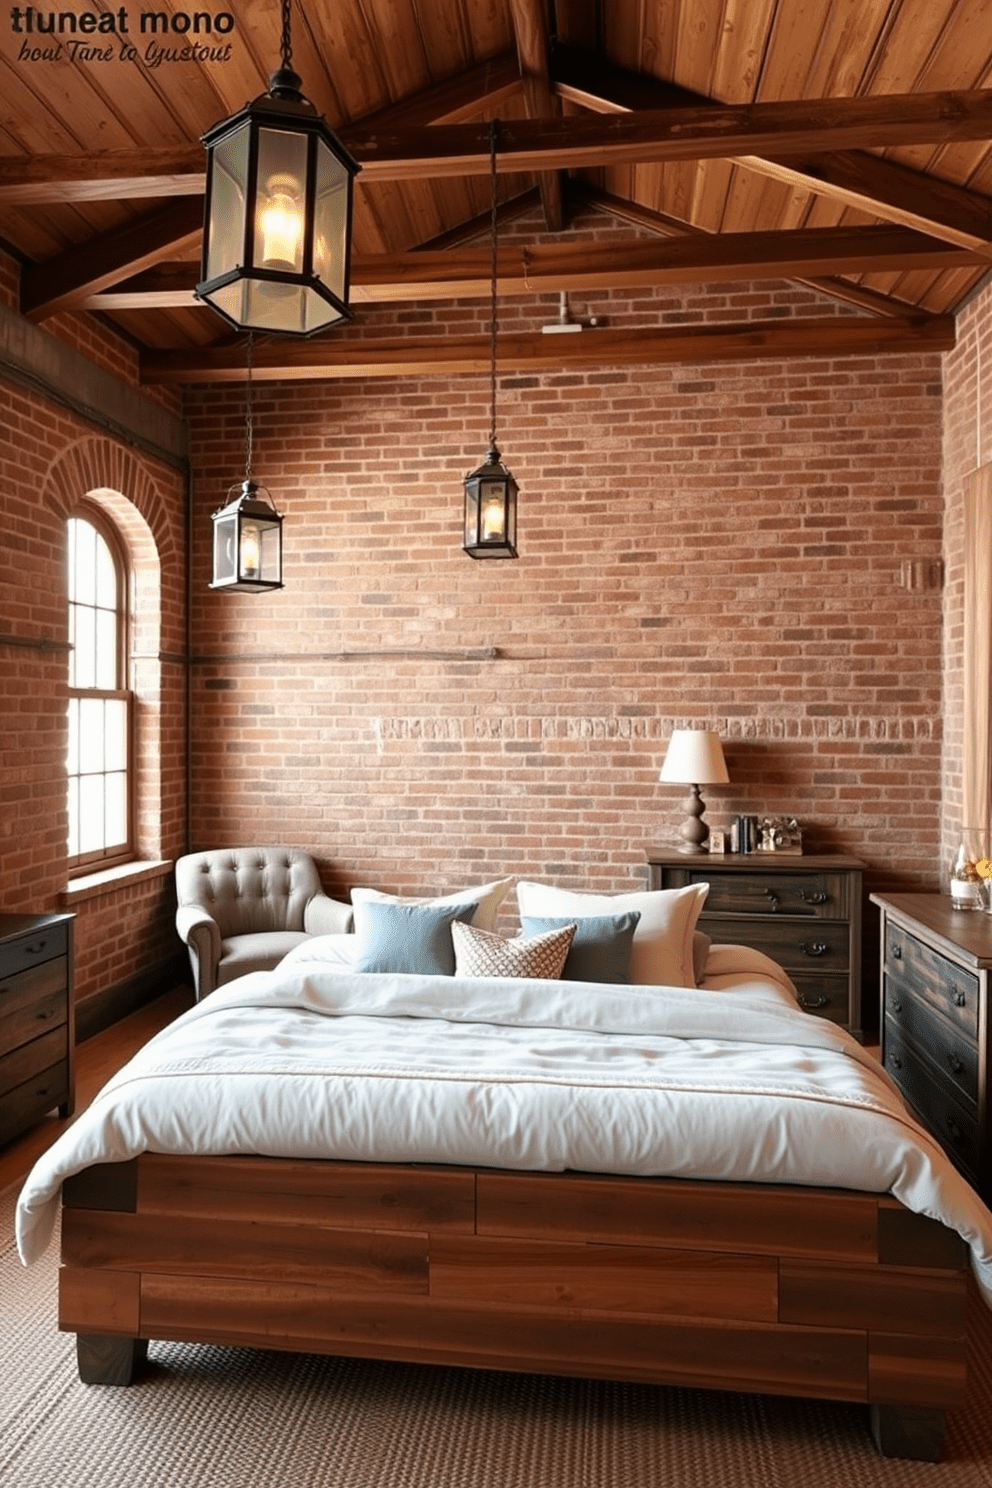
[955,991,967,1008]
[765,890,780,912]
[947,1054,965,1077]
[946,1116,965,1146]
[890,1054,903,1070]
[798,994,828,1010]
[891,943,903,961]
[24,940,47,956]
[891,999,903,1014]
[36,1010,52,1021]
[799,890,828,905]
[799,941,829,957]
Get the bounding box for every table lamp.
[659,728,730,853]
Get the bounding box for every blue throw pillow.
[352,899,478,976]
[520,912,642,984]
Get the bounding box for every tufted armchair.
[175,847,354,1001]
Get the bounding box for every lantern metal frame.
[210,334,284,593]
[463,120,519,560]
[196,0,360,338]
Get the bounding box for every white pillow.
[515,881,709,988]
[350,877,514,934]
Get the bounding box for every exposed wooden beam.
[8,88,992,207]
[343,90,992,180]
[84,224,979,311]
[20,198,204,321]
[140,313,955,384]
[508,0,565,232]
[551,45,992,255]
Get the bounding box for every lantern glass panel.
[254,127,308,276]
[257,522,282,584]
[480,480,507,542]
[213,512,238,586]
[314,142,350,300]
[243,276,307,334]
[464,482,480,547]
[205,122,249,282]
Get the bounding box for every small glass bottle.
[950,829,988,910]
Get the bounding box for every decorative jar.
[950,829,989,910]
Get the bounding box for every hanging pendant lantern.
[196,0,360,338]
[211,335,284,593]
[463,120,519,560]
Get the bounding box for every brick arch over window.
[43,437,181,863]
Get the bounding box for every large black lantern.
[210,479,283,593]
[463,121,519,560]
[196,0,359,338]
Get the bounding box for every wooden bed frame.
[58,1153,969,1462]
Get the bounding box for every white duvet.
[16,946,992,1307]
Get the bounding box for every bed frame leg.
[76,1334,148,1386]
[870,1404,945,1461]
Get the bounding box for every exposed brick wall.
[184,237,945,921]
[0,254,189,1012]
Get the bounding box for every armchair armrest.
[304,894,354,936]
[175,905,222,1000]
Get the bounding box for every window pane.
[95,608,116,689]
[70,519,97,606]
[78,775,105,855]
[79,697,105,774]
[67,698,79,774]
[105,772,127,846]
[95,534,116,609]
[104,700,128,771]
[67,777,79,858]
[73,606,96,689]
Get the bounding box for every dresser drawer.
[883,923,978,1039]
[685,870,848,920]
[0,1062,70,1143]
[707,915,850,972]
[883,979,978,1107]
[883,1022,980,1181]
[0,1024,69,1097]
[0,959,67,1039]
[0,919,69,980]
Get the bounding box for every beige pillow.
[452,921,576,980]
[351,878,514,935]
[515,881,709,989]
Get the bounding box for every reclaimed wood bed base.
[59,1153,969,1462]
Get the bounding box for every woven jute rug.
[4,1184,992,1488]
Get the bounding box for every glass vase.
[950,829,989,910]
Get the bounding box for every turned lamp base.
[677,783,711,853]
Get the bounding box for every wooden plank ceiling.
[1,0,991,383]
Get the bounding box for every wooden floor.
[0,986,193,1195]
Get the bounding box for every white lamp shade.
[659,729,729,785]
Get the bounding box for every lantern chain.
[488,118,499,454]
[280,0,293,75]
[244,331,254,484]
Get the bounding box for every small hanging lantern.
[463,121,519,560]
[196,0,360,338]
[210,480,283,593]
[210,333,284,593]
[463,446,518,558]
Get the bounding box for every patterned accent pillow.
[452,920,576,980]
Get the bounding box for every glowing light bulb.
[481,493,505,540]
[258,173,302,272]
[240,522,261,578]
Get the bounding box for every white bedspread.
[16,957,992,1306]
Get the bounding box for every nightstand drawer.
[0,960,67,1036]
[710,916,850,972]
[684,869,848,920]
[883,1022,980,1181]
[0,1062,70,1144]
[884,924,978,1039]
[0,920,69,980]
[883,980,978,1106]
[790,975,850,1025]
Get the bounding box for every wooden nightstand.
[871,893,991,1199]
[0,912,75,1145]
[647,851,865,1037]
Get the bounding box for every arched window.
[66,512,132,871]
